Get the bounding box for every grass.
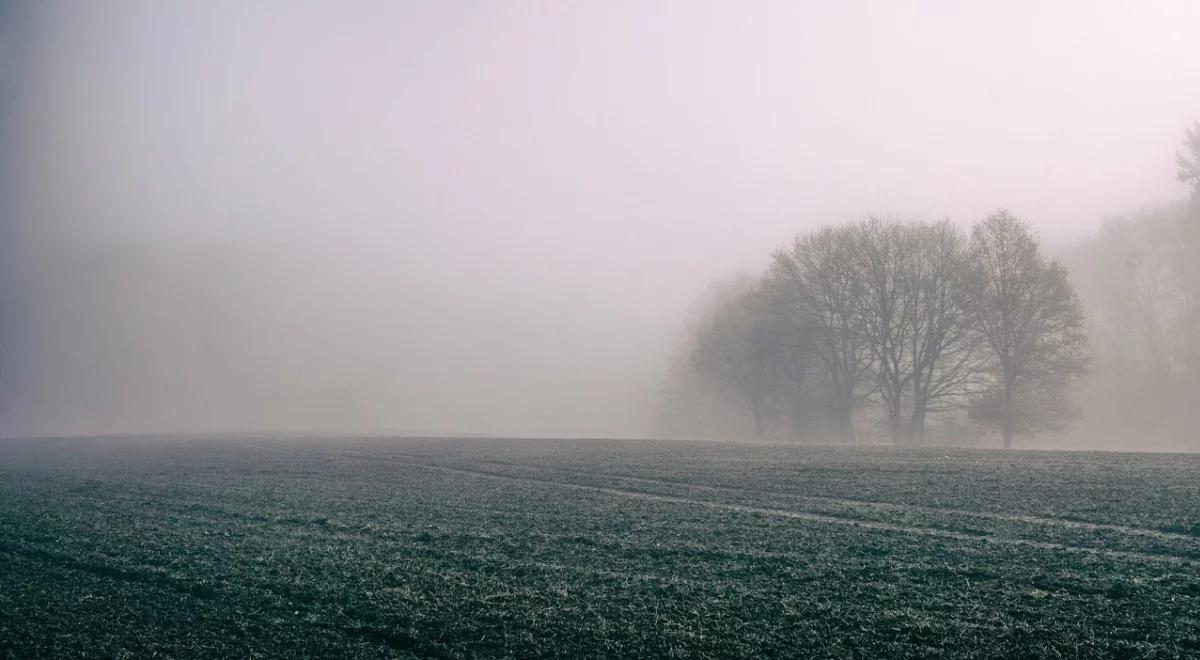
[1,436,1198,658]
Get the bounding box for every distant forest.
[658,123,1200,451]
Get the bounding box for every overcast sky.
[2,1,1198,438]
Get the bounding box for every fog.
[2,1,1198,440]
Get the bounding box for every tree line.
[672,212,1086,448]
[1063,122,1200,451]
[662,123,1200,449]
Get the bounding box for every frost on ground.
[1,436,1198,658]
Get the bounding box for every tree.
[849,218,916,444]
[1065,206,1198,449]
[904,221,984,440]
[1060,124,1200,452]
[768,227,874,443]
[757,290,820,439]
[1178,121,1200,200]
[1173,123,1200,371]
[689,280,788,438]
[966,211,1088,448]
[844,219,983,444]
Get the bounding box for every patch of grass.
[0,436,1197,658]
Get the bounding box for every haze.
[2,1,1198,440]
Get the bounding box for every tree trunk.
[750,404,767,439]
[911,366,934,444]
[1001,384,1014,449]
[837,408,854,444]
[834,387,855,444]
[889,412,904,446]
[884,386,904,445]
[910,402,926,445]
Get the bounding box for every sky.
[1,0,1198,438]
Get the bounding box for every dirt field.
[1,436,1198,658]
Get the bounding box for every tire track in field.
[278,446,1195,565]
[0,541,219,599]
[360,450,1200,546]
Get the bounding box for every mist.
[2,0,1198,441]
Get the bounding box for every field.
[1,436,1198,658]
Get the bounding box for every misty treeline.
[1064,122,1200,452]
[659,212,1086,448]
[660,123,1200,450]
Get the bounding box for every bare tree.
[1173,123,1200,378]
[966,211,1088,448]
[689,280,787,438]
[756,293,820,440]
[768,227,874,443]
[846,219,984,444]
[1066,208,1198,449]
[905,221,984,441]
[1178,121,1200,200]
[849,218,918,444]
